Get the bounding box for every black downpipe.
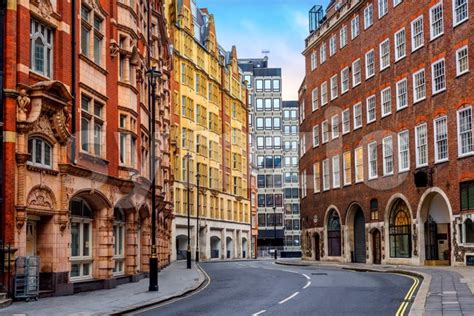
[71,0,77,164]
[0,0,7,247]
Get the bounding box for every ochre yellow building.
[165,0,251,260]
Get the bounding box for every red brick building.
[1,0,173,295]
[299,0,474,266]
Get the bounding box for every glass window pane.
[83,223,90,256]
[71,222,80,257]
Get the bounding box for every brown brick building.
[299,0,474,266]
[1,0,173,295]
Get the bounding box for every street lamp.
[184,153,192,269]
[196,173,200,262]
[146,66,162,292]
[273,205,277,260]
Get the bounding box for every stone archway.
[176,235,188,260]
[345,203,366,263]
[210,236,221,259]
[326,209,342,257]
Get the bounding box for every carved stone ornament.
[31,115,56,142]
[17,89,30,122]
[84,0,98,10]
[38,0,54,18]
[27,187,56,210]
[110,39,120,57]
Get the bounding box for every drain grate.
[311,273,328,275]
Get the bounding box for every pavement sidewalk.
[276,259,474,316]
[0,261,205,316]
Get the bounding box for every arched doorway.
[327,210,341,257]
[389,199,412,258]
[226,237,233,259]
[372,229,381,264]
[353,209,366,263]
[314,233,320,261]
[242,238,248,258]
[210,236,221,259]
[176,235,188,260]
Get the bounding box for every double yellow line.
[396,275,420,316]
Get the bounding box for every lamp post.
[273,205,277,260]
[196,173,200,262]
[184,153,192,269]
[146,66,162,291]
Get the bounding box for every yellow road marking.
[395,275,420,316]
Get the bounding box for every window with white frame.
[434,116,448,162]
[302,170,307,198]
[378,0,388,18]
[113,207,125,275]
[27,137,53,168]
[322,121,329,144]
[312,88,319,111]
[340,26,348,48]
[365,49,375,79]
[380,39,390,70]
[383,136,394,175]
[30,19,53,77]
[301,136,306,156]
[398,130,410,172]
[456,46,469,76]
[366,95,376,123]
[341,67,350,93]
[381,87,392,117]
[330,75,338,100]
[81,95,104,157]
[353,103,363,129]
[413,69,426,102]
[322,159,330,191]
[332,155,341,188]
[411,16,424,51]
[368,142,378,179]
[364,4,373,29]
[394,28,406,61]
[313,162,321,193]
[321,81,328,106]
[430,2,444,40]
[457,106,474,156]
[453,0,468,26]
[81,4,104,65]
[393,0,402,6]
[432,58,446,94]
[320,43,327,64]
[352,59,361,86]
[70,198,93,281]
[351,15,360,39]
[396,78,408,110]
[313,125,319,147]
[342,109,350,134]
[343,151,351,185]
[355,146,364,182]
[331,115,340,139]
[311,51,317,71]
[415,123,428,167]
[329,36,337,56]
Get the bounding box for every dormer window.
[28,137,53,168]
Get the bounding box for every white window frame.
[429,2,444,40]
[331,114,340,140]
[368,141,378,180]
[355,146,364,183]
[379,39,390,71]
[382,136,394,176]
[394,28,406,61]
[381,87,392,117]
[457,106,474,157]
[27,137,53,168]
[313,162,321,193]
[398,130,410,172]
[322,120,329,144]
[378,0,388,18]
[365,49,375,79]
[396,78,408,110]
[434,115,449,163]
[393,0,402,7]
[431,58,446,95]
[456,46,469,77]
[343,151,352,186]
[320,43,327,64]
[342,109,350,134]
[353,103,363,129]
[321,81,328,106]
[352,59,361,87]
[413,69,426,103]
[313,125,320,147]
[329,36,337,56]
[312,88,319,111]
[30,19,53,78]
[340,26,348,48]
[322,159,330,191]
[415,123,428,167]
[364,4,373,29]
[332,155,341,189]
[351,15,360,39]
[341,67,350,94]
[366,95,376,123]
[330,74,338,100]
[411,16,424,52]
[453,0,468,27]
[311,51,317,71]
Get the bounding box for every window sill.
[430,33,444,42]
[458,152,474,159]
[456,70,470,78]
[432,88,446,97]
[411,45,424,54]
[434,159,449,165]
[413,97,426,105]
[79,152,109,166]
[453,18,469,28]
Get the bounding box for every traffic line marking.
[302,273,310,280]
[303,281,311,289]
[395,275,420,316]
[251,310,266,316]
[278,291,299,304]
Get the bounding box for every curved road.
[134,260,415,316]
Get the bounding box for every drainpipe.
[71,0,77,164]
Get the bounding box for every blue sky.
[199,0,330,100]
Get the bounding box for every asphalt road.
[134,260,414,316]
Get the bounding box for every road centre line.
[278,292,299,304]
[251,310,266,316]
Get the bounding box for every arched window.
[389,200,411,258]
[70,198,93,280]
[28,137,53,168]
[113,207,125,275]
[327,210,341,256]
[465,219,474,244]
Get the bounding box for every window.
[257,136,264,149]
[368,142,378,179]
[313,162,321,193]
[343,151,351,185]
[431,59,446,94]
[456,46,469,76]
[256,98,263,111]
[378,0,388,18]
[70,198,93,280]
[331,115,340,139]
[273,79,281,92]
[351,15,360,39]
[430,2,444,40]
[389,203,412,258]
[398,130,410,172]
[366,95,376,123]
[415,123,428,167]
[311,51,317,71]
[322,159,330,191]
[264,118,272,130]
[264,79,271,91]
[27,137,53,168]
[256,80,263,91]
[320,43,327,64]
[396,79,408,110]
[413,69,426,103]
[113,207,125,275]
[383,136,394,175]
[394,28,406,61]
[457,106,474,156]
[81,5,103,65]
[465,219,474,243]
[364,4,373,29]
[81,95,104,157]
[264,99,272,111]
[393,0,402,6]
[330,75,338,100]
[355,146,364,183]
[312,88,319,111]
[371,199,379,221]
[365,49,375,79]
[256,117,264,130]
[381,87,392,117]
[332,156,340,188]
[321,82,328,106]
[340,26,348,48]
[353,103,362,129]
[313,125,319,147]
[352,59,361,87]
[434,116,448,162]
[273,99,281,111]
[273,117,281,130]
[301,170,307,198]
[411,16,424,51]
[380,39,390,70]
[341,67,350,94]
[322,121,329,143]
[461,182,474,211]
[30,19,53,77]
[453,0,468,26]
[342,109,350,134]
[329,36,337,56]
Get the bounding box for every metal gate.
[425,218,438,260]
[354,210,366,263]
